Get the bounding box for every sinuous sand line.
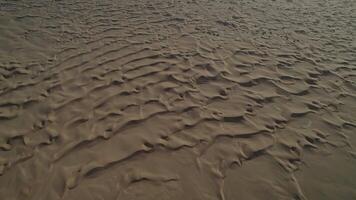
[0,0,355,199]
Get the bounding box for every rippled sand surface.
[0,0,356,199]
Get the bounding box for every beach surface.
[0,0,356,199]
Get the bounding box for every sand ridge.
[0,0,356,199]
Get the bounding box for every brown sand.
[0,0,356,199]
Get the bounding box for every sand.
[0,0,356,199]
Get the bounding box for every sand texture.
[0,0,356,199]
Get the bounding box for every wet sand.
[0,0,356,199]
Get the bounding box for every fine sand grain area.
[0,0,356,199]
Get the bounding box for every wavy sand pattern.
[0,0,356,199]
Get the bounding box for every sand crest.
[0,0,355,199]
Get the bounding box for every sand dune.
[0,0,355,199]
